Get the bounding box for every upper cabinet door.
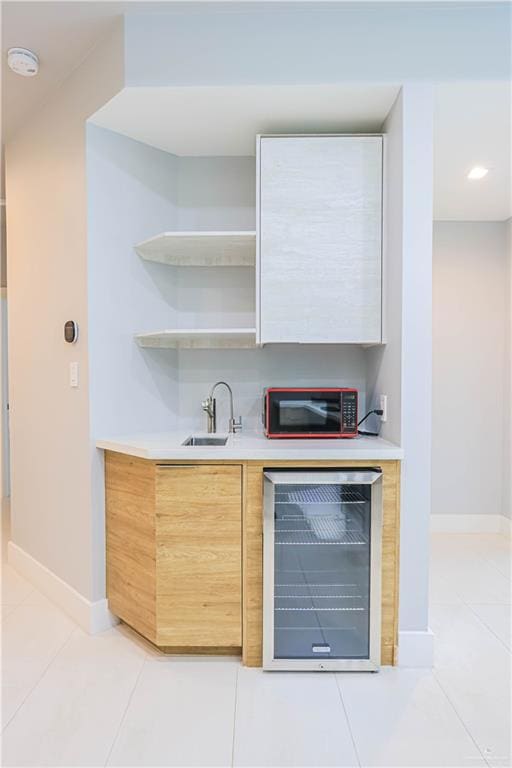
[257,135,383,344]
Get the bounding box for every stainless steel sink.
[182,435,228,446]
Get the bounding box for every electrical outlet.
[69,362,79,388]
[379,394,388,422]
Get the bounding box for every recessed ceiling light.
[7,47,39,77]
[467,166,489,180]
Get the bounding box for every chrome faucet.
[202,381,242,434]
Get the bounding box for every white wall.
[1,169,9,500]
[175,155,256,334]
[506,219,512,519]
[0,290,8,500]
[387,86,434,645]
[125,5,511,86]
[5,23,124,601]
[366,92,403,444]
[177,157,255,231]
[178,346,367,434]
[367,86,434,649]
[87,125,181,440]
[432,222,509,520]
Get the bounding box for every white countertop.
[96,430,403,461]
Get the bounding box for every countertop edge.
[96,437,404,462]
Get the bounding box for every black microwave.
[263,388,358,438]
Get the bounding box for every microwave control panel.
[342,391,358,434]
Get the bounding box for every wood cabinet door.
[258,135,383,344]
[155,464,242,648]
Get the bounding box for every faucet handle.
[229,416,243,434]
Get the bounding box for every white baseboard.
[7,541,119,634]
[397,629,434,667]
[431,513,511,536]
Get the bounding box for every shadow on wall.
[87,123,180,205]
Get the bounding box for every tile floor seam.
[2,603,29,623]
[431,557,508,596]
[333,672,361,768]
[433,580,467,607]
[1,590,36,615]
[102,653,149,767]
[1,624,78,733]
[431,667,495,766]
[483,542,509,575]
[15,587,36,607]
[463,603,511,653]
[230,663,240,768]
[476,537,512,581]
[17,588,40,607]
[479,557,512,583]
[486,558,512,580]
[432,566,510,639]
[449,581,512,650]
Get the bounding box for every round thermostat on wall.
[64,321,78,344]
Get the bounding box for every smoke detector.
[7,48,39,77]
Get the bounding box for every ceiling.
[90,84,401,155]
[2,1,511,221]
[2,2,120,140]
[433,82,511,221]
[90,81,512,221]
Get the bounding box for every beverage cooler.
[263,470,383,671]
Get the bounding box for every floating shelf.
[135,328,257,349]
[135,231,256,267]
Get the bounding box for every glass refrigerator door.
[263,471,382,671]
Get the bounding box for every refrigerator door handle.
[263,470,382,485]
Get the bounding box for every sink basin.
[182,435,228,446]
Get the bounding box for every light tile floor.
[1,532,510,767]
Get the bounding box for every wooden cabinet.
[257,134,383,345]
[155,464,242,648]
[105,454,242,651]
[105,453,400,665]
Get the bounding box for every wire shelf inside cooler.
[275,599,366,612]
[275,529,368,545]
[275,485,366,505]
[275,583,361,596]
[274,497,368,543]
[274,579,368,612]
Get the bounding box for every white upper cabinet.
[257,135,383,345]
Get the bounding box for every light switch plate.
[69,362,79,388]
